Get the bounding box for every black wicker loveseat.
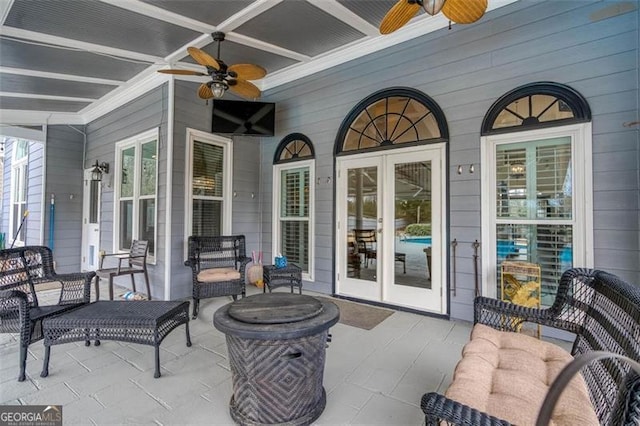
[421,268,640,425]
[0,246,95,381]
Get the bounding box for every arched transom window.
[274,133,315,164]
[336,87,448,155]
[482,82,591,135]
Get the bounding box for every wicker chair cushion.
[445,324,598,426]
[197,268,241,283]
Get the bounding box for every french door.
[336,144,446,314]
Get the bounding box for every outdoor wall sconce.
[91,160,110,182]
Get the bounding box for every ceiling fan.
[379,0,488,35]
[158,31,266,100]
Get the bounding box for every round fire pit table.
[214,293,339,426]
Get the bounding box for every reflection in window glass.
[192,199,222,236]
[120,147,135,198]
[193,141,223,198]
[140,140,156,196]
[496,224,572,306]
[343,96,441,152]
[116,133,157,257]
[495,136,573,306]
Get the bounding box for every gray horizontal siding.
[45,125,84,272]
[257,0,638,321]
[85,84,168,299]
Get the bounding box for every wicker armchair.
[0,246,95,381]
[184,235,251,319]
[421,268,640,425]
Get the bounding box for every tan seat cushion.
[197,268,240,283]
[445,323,598,426]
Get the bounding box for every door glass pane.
[89,180,99,224]
[192,199,222,236]
[394,161,432,289]
[139,198,155,256]
[496,224,572,306]
[121,147,135,197]
[346,167,377,281]
[193,141,223,197]
[140,140,157,196]
[119,200,133,250]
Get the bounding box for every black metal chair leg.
[185,322,192,347]
[18,345,27,381]
[40,346,51,377]
[192,298,199,319]
[154,345,161,378]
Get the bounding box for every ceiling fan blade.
[442,0,487,24]
[379,0,421,35]
[187,47,220,69]
[228,63,267,81]
[229,79,261,99]
[198,83,214,99]
[157,69,207,76]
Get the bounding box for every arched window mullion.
[335,87,448,155]
[389,98,412,141]
[274,133,315,164]
[536,99,559,120]
[481,82,591,135]
[364,108,385,144]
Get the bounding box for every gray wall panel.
[45,125,84,272]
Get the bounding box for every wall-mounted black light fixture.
[91,160,110,182]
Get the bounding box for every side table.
[263,264,302,294]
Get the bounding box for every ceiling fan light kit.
[423,0,447,15]
[380,0,488,34]
[158,31,266,101]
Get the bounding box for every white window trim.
[183,128,233,259]
[272,159,315,282]
[9,141,28,247]
[113,128,159,263]
[481,123,593,298]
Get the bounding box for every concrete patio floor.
[1,283,474,425]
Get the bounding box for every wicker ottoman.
[214,293,339,426]
[41,301,191,378]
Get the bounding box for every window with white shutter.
[481,83,592,306]
[273,134,315,280]
[185,129,232,245]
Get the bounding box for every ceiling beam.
[309,0,379,37]
[0,67,123,85]
[98,0,217,34]
[0,0,13,25]
[0,92,96,102]
[1,27,162,64]
[217,0,283,33]
[226,32,310,62]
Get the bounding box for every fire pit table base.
[230,389,326,426]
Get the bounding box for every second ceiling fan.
[158,31,266,100]
[380,0,488,35]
